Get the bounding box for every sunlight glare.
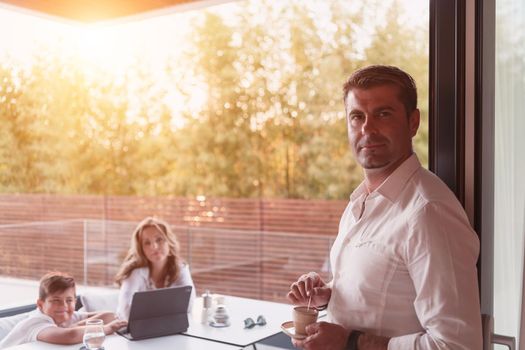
[75,27,132,72]
[0,0,429,130]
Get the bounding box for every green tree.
[0,0,429,199]
[363,0,429,167]
[173,12,262,197]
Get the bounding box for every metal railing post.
[258,230,262,300]
[187,227,192,267]
[83,219,88,286]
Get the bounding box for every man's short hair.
[342,65,418,115]
[39,271,76,300]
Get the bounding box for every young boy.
[0,271,127,349]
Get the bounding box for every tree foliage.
[0,0,428,199]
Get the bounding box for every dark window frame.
[430,0,495,312]
[429,0,466,203]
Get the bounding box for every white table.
[185,295,293,348]
[9,333,239,350]
[8,296,296,350]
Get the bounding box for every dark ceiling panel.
[0,0,207,22]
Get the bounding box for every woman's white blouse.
[117,264,196,320]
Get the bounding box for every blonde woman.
[115,217,195,320]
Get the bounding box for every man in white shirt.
[287,65,482,350]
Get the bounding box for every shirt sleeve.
[388,202,482,350]
[0,313,56,348]
[117,269,144,320]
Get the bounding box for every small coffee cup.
[292,306,318,336]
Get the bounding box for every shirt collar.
[349,181,368,202]
[350,153,421,203]
[376,153,421,202]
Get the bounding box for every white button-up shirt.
[117,264,196,320]
[327,154,482,349]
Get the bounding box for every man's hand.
[287,272,331,308]
[104,319,128,335]
[292,321,350,350]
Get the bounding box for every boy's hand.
[103,319,128,335]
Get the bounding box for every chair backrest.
[0,304,35,319]
[78,291,119,313]
[483,314,516,350]
[0,307,34,341]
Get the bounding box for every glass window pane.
[494,0,525,346]
[0,0,428,309]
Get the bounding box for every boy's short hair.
[39,271,76,300]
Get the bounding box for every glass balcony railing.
[0,219,334,307]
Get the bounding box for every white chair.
[0,305,34,341]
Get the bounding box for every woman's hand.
[103,319,128,335]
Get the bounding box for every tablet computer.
[117,285,192,341]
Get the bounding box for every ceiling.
[0,0,228,23]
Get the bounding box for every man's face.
[37,287,76,325]
[345,84,419,174]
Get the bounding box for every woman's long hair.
[115,217,183,287]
